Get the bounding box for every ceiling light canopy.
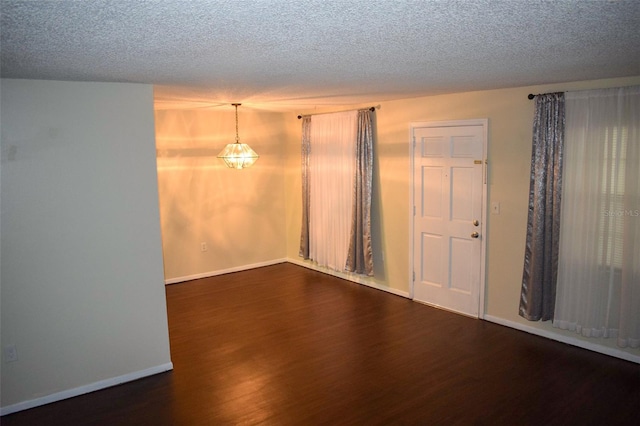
[217,103,259,170]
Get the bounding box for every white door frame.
[409,119,488,318]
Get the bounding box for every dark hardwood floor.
[3,263,639,425]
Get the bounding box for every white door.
[412,121,486,317]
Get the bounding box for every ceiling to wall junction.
[1,0,639,111]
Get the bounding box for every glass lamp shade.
[217,142,259,169]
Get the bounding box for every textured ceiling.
[2,0,640,111]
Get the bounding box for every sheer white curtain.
[308,111,358,271]
[554,86,640,348]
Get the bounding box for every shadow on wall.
[371,113,387,281]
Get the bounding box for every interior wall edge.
[0,362,174,417]
[286,257,411,299]
[164,259,288,285]
[483,315,640,364]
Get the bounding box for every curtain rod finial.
[528,94,536,100]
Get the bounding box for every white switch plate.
[491,201,501,215]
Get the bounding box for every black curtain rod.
[528,91,566,100]
[297,106,376,119]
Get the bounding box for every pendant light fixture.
[217,103,259,169]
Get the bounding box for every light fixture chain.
[235,104,240,144]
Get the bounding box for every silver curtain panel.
[519,93,565,321]
[345,109,374,276]
[299,116,311,259]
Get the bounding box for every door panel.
[421,233,442,284]
[413,124,485,317]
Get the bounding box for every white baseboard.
[164,259,288,285]
[286,257,411,299]
[4,266,636,416]
[483,315,640,364]
[0,362,174,416]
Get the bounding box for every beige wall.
[155,107,291,281]
[1,80,172,410]
[285,76,640,359]
[155,76,639,366]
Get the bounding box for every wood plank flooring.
[3,263,639,425]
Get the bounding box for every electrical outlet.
[200,242,208,252]
[4,344,18,363]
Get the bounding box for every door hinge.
[413,205,416,216]
[413,271,415,281]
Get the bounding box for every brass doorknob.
[471,232,479,238]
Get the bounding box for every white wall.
[0,79,172,411]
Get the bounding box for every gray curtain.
[519,92,565,321]
[299,116,311,259]
[345,109,374,276]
